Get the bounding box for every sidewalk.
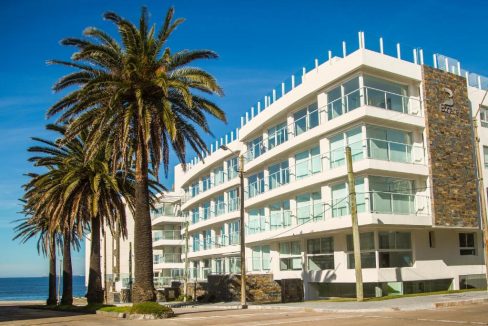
[170,290,488,313]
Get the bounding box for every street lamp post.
[221,145,247,308]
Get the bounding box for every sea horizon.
[0,275,87,301]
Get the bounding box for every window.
[369,176,414,215]
[248,136,265,160]
[202,201,211,220]
[214,194,225,216]
[367,126,412,163]
[296,192,323,224]
[331,177,365,217]
[294,102,319,136]
[227,157,238,180]
[191,181,200,197]
[248,208,266,234]
[248,171,265,198]
[228,220,240,245]
[484,147,488,169]
[327,76,360,120]
[295,146,321,180]
[480,107,488,128]
[268,161,290,190]
[191,207,199,224]
[192,234,200,252]
[213,166,224,186]
[252,245,271,271]
[307,237,334,270]
[270,200,291,230]
[280,241,302,270]
[202,230,212,250]
[346,232,376,269]
[459,233,476,255]
[227,188,239,212]
[202,175,211,192]
[268,122,288,149]
[378,232,413,268]
[364,75,408,113]
[229,256,241,273]
[329,127,363,168]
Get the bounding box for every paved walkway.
[172,290,488,312]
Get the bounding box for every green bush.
[176,294,192,302]
[130,302,173,318]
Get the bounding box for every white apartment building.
[88,32,488,300]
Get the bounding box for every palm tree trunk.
[87,216,103,304]
[132,131,156,303]
[61,230,73,305]
[47,237,57,305]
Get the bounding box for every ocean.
[0,276,86,301]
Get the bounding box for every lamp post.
[221,144,247,308]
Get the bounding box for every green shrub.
[176,294,192,302]
[130,302,173,318]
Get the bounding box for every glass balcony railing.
[152,230,183,241]
[190,199,241,224]
[368,191,430,216]
[191,232,240,252]
[153,253,183,264]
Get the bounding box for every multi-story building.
[88,32,488,300]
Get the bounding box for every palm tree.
[13,202,60,305]
[47,6,226,302]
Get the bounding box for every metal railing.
[153,253,183,264]
[192,232,240,252]
[152,230,183,241]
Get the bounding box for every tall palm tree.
[13,207,60,305]
[47,6,226,302]
[27,124,162,303]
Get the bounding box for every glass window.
[294,102,319,136]
[269,160,290,190]
[227,188,239,212]
[307,237,334,270]
[202,175,211,192]
[248,136,264,161]
[248,171,265,198]
[327,76,360,120]
[214,194,225,216]
[329,127,363,168]
[270,200,291,230]
[459,233,476,255]
[202,201,211,220]
[192,234,200,252]
[227,157,238,180]
[484,147,488,169]
[346,232,376,269]
[367,126,412,163]
[191,181,200,197]
[364,75,408,113]
[295,146,321,180]
[268,122,288,149]
[481,107,488,128]
[331,177,365,217]
[369,176,414,215]
[191,207,199,224]
[248,208,266,234]
[296,192,323,224]
[378,232,413,268]
[213,166,224,187]
[252,245,271,271]
[280,241,302,271]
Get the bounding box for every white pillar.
[281,82,285,97]
[328,50,332,62]
[413,49,418,64]
[419,49,424,65]
[433,54,438,69]
[379,37,384,54]
[291,75,295,89]
[251,106,254,118]
[396,43,401,59]
[445,57,449,72]
[342,41,347,57]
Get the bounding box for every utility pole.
[57,256,62,304]
[346,146,364,301]
[103,229,107,304]
[183,220,189,302]
[129,242,133,302]
[239,154,247,308]
[472,88,488,290]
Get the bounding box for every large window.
[346,232,376,269]
[191,207,199,224]
[228,220,240,245]
[227,188,239,212]
[270,200,291,230]
[480,107,488,128]
[252,245,271,271]
[369,176,414,215]
[191,181,199,197]
[459,233,476,255]
[213,166,224,187]
[367,126,412,163]
[192,234,200,252]
[227,157,238,180]
[331,177,365,217]
[269,161,290,190]
[327,76,360,120]
[329,127,363,168]
[307,237,334,270]
[280,241,302,271]
[268,121,288,149]
[202,201,211,220]
[294,102,319,136]
[248,171,265,198]
[248,136,265,160]
[202,175,211,192]
[202,230,212,250]
[296,192,323,224]
[295,146,321,180]
[214,194,225,216]
[248,208,266,234]
[364,75,408,113]
[484,147,488,169]
[378,232,413,267]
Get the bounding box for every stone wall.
[278,279,304,303]
[422,65,479,227]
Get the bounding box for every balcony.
[152,230,182,241]
[191,198,240,225]
[153,253,183,264]
[192,232,240,252]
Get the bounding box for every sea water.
[0,276,86,301]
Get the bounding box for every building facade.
[88,32,488,300]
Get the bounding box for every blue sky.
[1,0,487,277]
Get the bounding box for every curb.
[434,298,488,308]
[96,310,175,319]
